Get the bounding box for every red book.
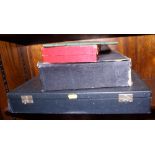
[42,45,98,63]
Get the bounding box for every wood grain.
[0,41,26,118]
[0,41,26,90]
[117,35,155,80]
[26,44,42,77]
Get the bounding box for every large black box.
[7,71,151,114]
[38,51,132,91]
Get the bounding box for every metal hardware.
[18,48,29,81]
[21,95,34,104]
[0,54,9,93]
[68,93,78,100]
[119,94,133,103]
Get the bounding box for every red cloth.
[42,45,98,63]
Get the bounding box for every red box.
[42,45,98,63]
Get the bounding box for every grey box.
[38,51,132,91]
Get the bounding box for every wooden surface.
[0,41,25,110]
[0,35,155,119]
[0,34,144,45]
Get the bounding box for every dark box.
[7,71,151,114]
[38,51,132,91]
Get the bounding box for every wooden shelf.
[4,110,155,120]
[0,34,144,45]
[0,34,155,119]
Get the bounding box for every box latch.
[21,95,34,104]
[68,93,78,100]
[118,94,133,103]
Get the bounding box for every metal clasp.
[21,95,34,104]
[119,94,133,103]
[68,93,78,100]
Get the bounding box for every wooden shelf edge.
[0,34,145,45]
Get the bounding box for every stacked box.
[38,51,132,91]
[7,71,151,114]
[7,41,151,114]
